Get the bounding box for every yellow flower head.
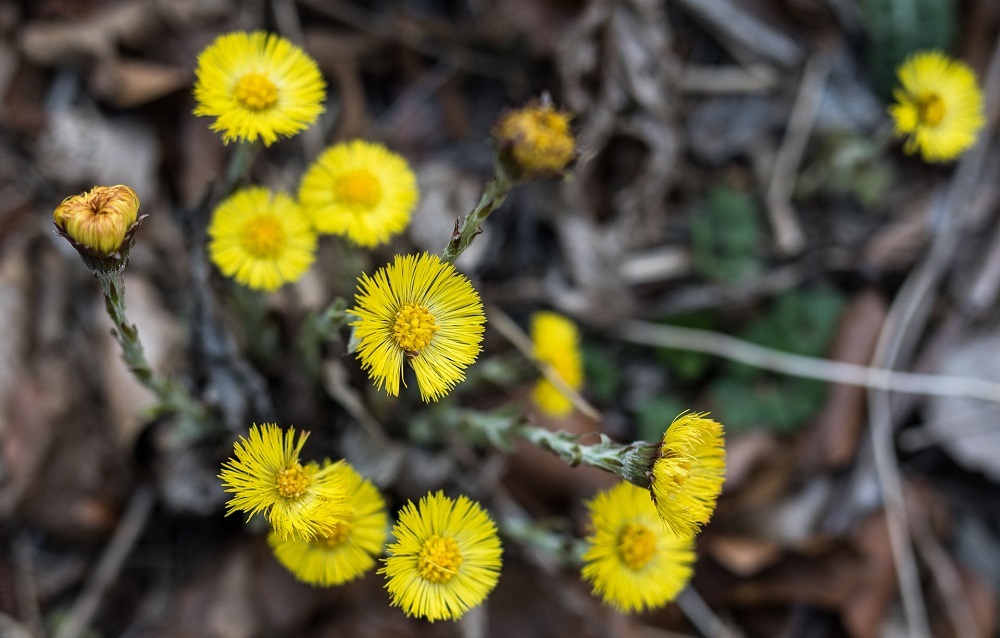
[380,491,502,622]
[530,311,584,417]
[582,482,695,613]
[219,423,352,540]
[268,461,388,586]
[193,31,326,146]
[207,186,317,292]
[493,100,575,178]
[348,253,486,402]
[299,140,419,247]
[889,51,985,163]
[649,412,726,539]
[53,184,141,257]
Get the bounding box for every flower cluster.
[193,31,420,292]
[220,425,501,621]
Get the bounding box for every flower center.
[392,303,439,354]
[316,522,352,548]
[241,214,286,259]
[917,92,947,127]
[618,522,656,570]
[276,464,310,499]
[417,534,463,584]
[334,169,382,210]
[235,72,279,111]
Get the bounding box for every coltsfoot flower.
[348,253,486,402]
[649,412,726,538]
[493,99,575,178]
[299,140,419,247]
[219,423,352,540]
[193,31,326,146]
[53,184,143,274]
[380,491,502,622]
[582,482,695,612]
[889,51,985,163]
[268,461,388,586]
[530,311,584,417]
[207,186,317,292]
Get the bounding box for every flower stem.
[449,409,657,488]
[440,169,514,265]
[99,273,207,427]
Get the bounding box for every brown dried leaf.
[800,289,887,470]
[842,512,896,638]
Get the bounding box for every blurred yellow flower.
[380,491,502,621]
[889,51,984,163]
[582,482,695,612]
[649,412,726,539]
[207,187,317,292]
[493,100,575,178]
[193,31,326,146]
[53,184,140,257]
[299,140,419,247]
[530,311,584,417]
[219,423,352,540]
[268,461,388,586]
[349,253,486,402]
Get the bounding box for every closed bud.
[53,185,144,276]
[493,99,575,179]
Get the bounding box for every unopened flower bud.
[53,184,144,276]
[493,99,575,179]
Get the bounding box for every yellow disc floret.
[234,72,279,111]
[276,464,310,499]
[392,304,439,354]
[617,522,656,571]
[240,214,286,259]
[417,534,463,584]
[334,169,383,210]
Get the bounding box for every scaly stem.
[441,170,514,265]
[450,409,657,488]
[99,274,206,426]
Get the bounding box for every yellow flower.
[299,140,419,247]
[53,184,141,257]
[348,253,486,402]
[219,423,352,540]
[493,100,575,178]
[649,412,726,539]
[582,482,695,613]
[889,51,985,163]
[193,31,326,146]
[207,186,317,292]
[380,491,502,622]
[530,311,584,417]
[268,461,388,586]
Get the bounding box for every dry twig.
[54,487,155,638]
[487,306,601,421]
[765,52,831,255]
[616,320,1000,404]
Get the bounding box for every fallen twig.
[54,487,155,638]
[487,305,601,421]
[616,320,1000,404]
